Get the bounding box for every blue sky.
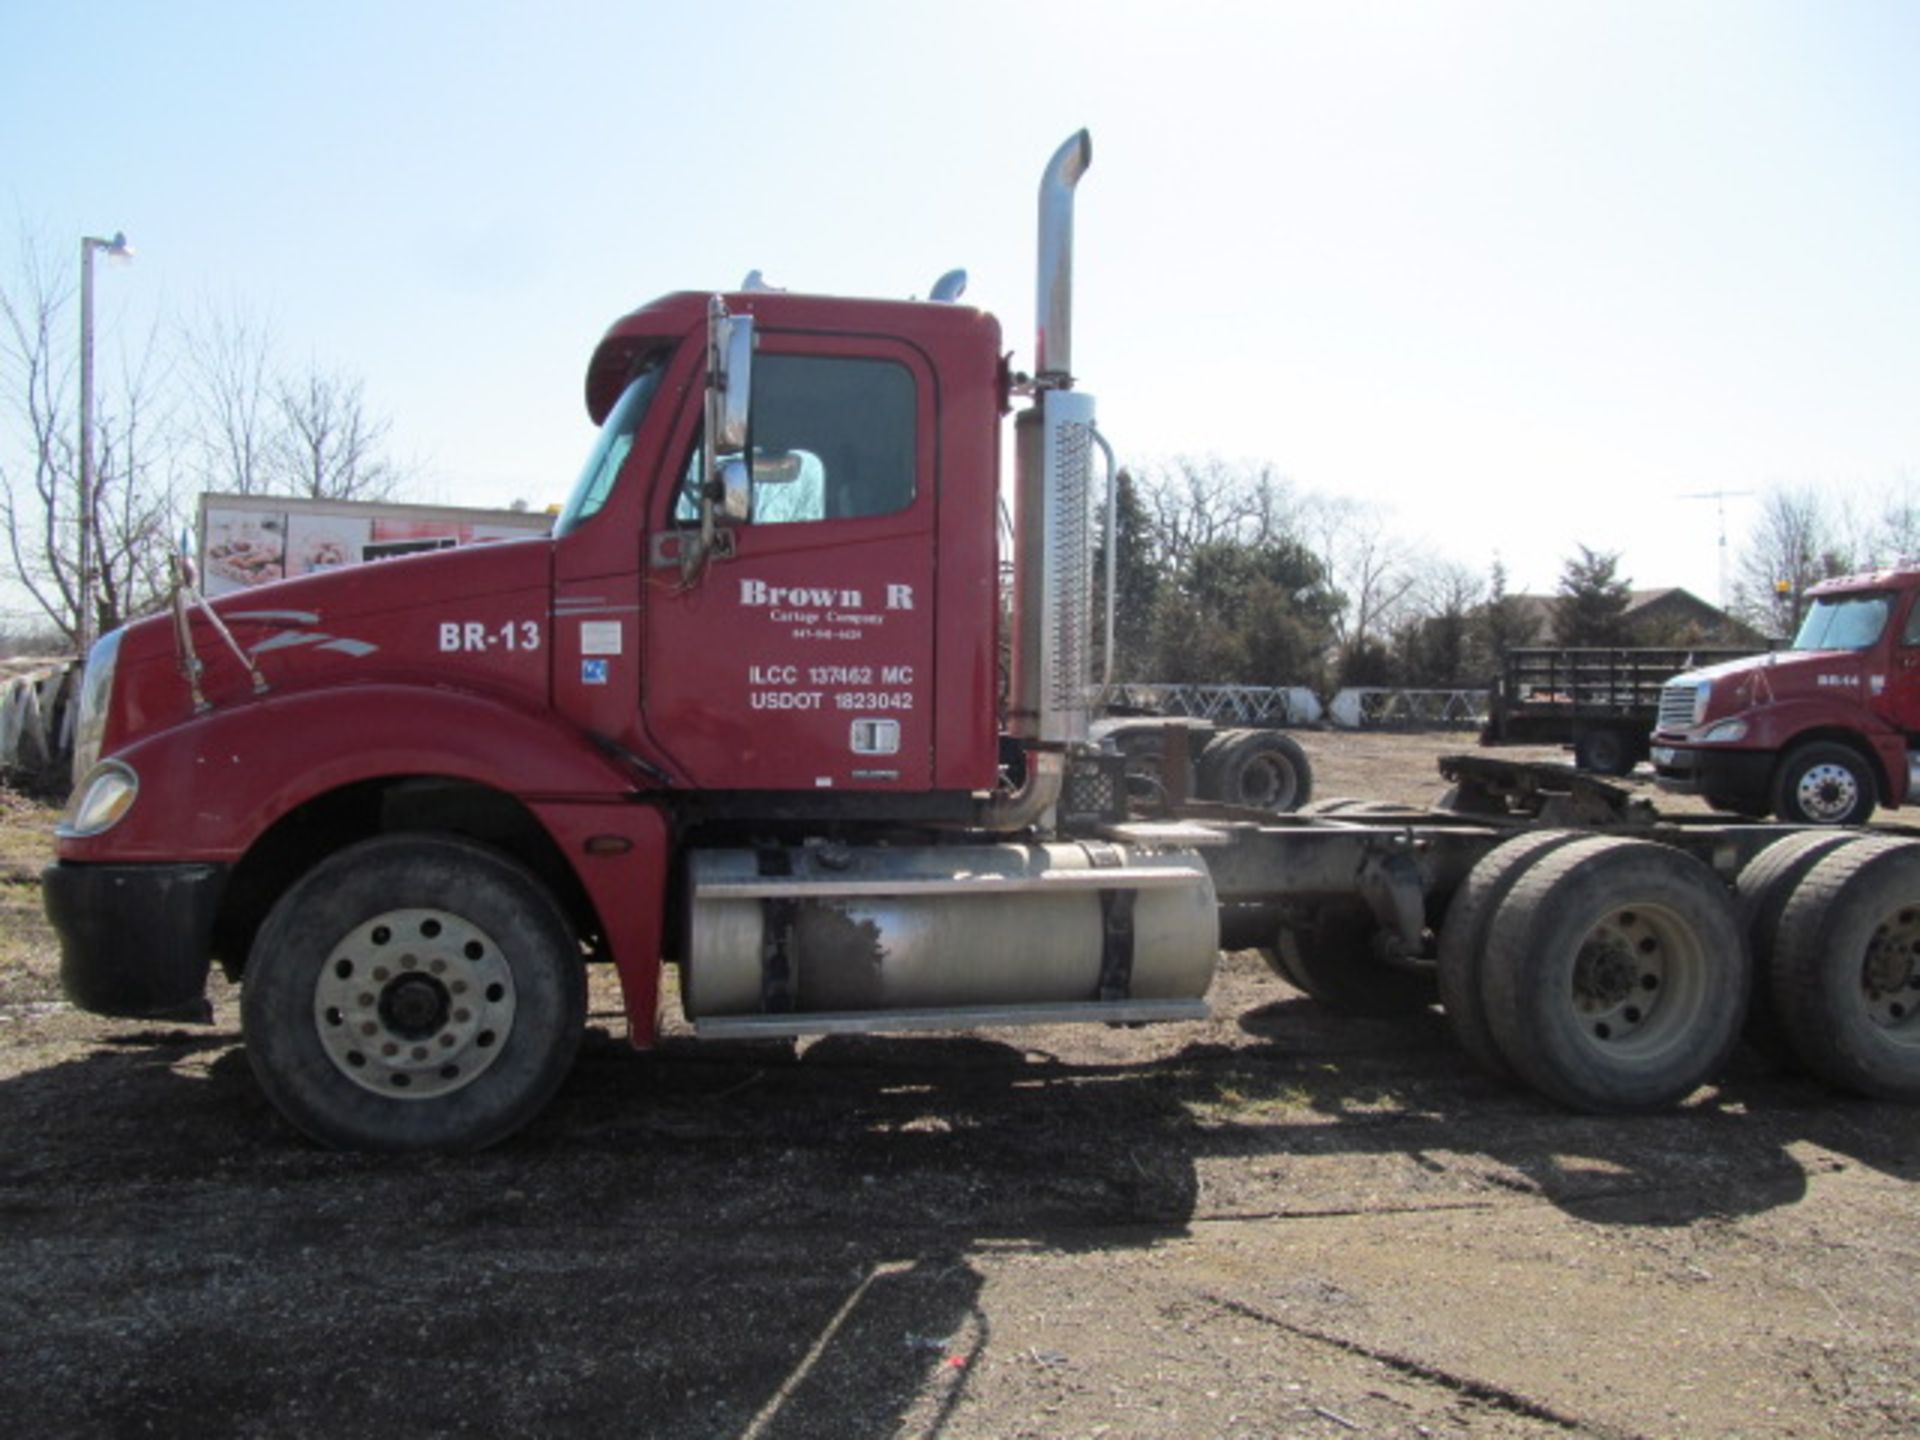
[6,0,1918,606]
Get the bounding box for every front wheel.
[242,834,586,1152]
[1772,741,1877,825]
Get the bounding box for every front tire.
[242,834,586,1152]
[1772,741,1877,825]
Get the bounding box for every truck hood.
[1686,647,1873,716]
[110,537,555,745]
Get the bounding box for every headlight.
[60,759,139,838]
[70,626,125,784]
[1702,719,1749,743]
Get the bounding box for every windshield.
[553,358,666,536]
[1792,592,1890,651]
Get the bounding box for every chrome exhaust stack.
[1010,129,1096,751]
[1035,129,1092,384]
[990,131,1097,830]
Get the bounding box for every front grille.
[1656,680,1703,732]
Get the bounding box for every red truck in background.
[1652,569,1920,825]
[43,134,1920,1151]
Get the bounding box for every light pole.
[78,230,133,658]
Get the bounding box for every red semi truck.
[44,135,1920,1149]
[1653,569,1920,825]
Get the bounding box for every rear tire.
[242,834,586,1152]
[1263,902,1436,1015]
[1733,831,1865,1066]
[1197,729,1312,813]
[1771,837,1920,1101]
[1436,831,1583,1081]
[1481,837,1748,1112]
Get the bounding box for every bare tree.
[1,231,174,647]
[182,301,278,495]
[183,307,404,503]
[1131,456,1301,573]
[1875,475,1920,569]
[1308,497,1420,679]
[272,365,400,501]
[1731,486,1854,638]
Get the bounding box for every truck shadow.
[0,1009,1915,1437]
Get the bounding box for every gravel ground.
[2,734,1917,1439]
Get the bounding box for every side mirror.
[705,297,753,458]
[717,456,752,521]
[689,297,756,579]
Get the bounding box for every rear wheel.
[1263,902,1436,1015]
[1772,741,1877,825]
[1733,831,1865,1066]
[1435,831,1583,1080]
[1481,836,1748,1112]
[242,834,586,1152]
[1197,729,1312,813]
[1771,837,1920,1101]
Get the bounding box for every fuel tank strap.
[1084,841,1136,1001]
[756,849,797,1014]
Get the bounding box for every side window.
[1903,600,1920,647]
[671,354,916,526]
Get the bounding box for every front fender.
[62,684,645,864]
[1736,699,1904,803]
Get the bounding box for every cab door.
[640,335,938,792]
[1888,589,1920,733]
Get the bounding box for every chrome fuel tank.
[683,842,1218,1020]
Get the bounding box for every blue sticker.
[581,658,609,685]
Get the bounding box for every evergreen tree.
[1476,557,1533,670]
[1095,469,1162,680]
[1555,546,1633,646]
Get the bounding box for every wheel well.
[212,777,603,980]
[1775,730,1890,802]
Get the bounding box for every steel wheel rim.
[1243,754,1296,810]
[1796,763,1860,823]
[312,907,517,1099]
[1861,903,1920,1046]
[1566,902,1708,1060]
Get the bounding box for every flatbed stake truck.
[45,135,1920,1150]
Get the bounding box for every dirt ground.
[3,734,1917,1439]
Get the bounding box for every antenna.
[1677,489,1753,609]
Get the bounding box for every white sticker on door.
[580,620,624,656]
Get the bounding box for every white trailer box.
[197,494,551,597]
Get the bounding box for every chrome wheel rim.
[312,908,517,1099]
[1796,763,1861,823]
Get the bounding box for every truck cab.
[1651,568,1920,824]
